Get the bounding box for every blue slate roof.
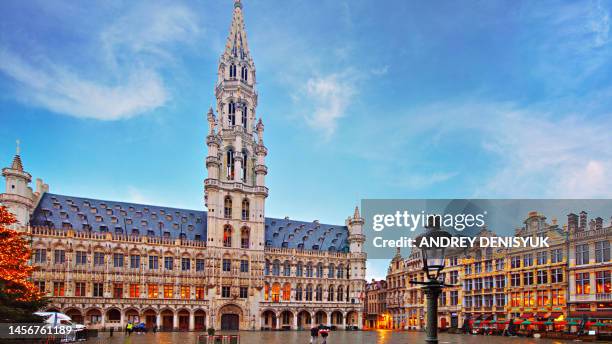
[30,193,207,241]
[264,217,349,252]
[30,193,349,252]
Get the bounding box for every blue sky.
[1,0,612,280]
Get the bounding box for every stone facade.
[0,0,366,332]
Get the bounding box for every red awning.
[533,321,544,325]
[521,313,534,319]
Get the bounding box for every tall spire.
[224,0,250,58]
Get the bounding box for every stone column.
[156,313,161,329]
[357,312,363,330]
[292,313,298,330]
[189,311,195,331]
[326,312,331,327]
[342,312,347,330]
[310,312,315,327]
[173,312,179,331]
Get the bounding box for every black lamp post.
[411,219,452,344]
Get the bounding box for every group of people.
[310,325,331,344]
[125,321,149,335]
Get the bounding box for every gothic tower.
[204,0,268,252]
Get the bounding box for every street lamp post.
[410,219,453,344]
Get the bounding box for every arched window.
[315,285,323,301]
[305,284,313,301]
[295,284,303,301]
[337,286,344,301]
[264,259,270,275]
[296,262,303,277]
[223,225,232,247]
[228,102,236,126]
[264,282,269,301]
[229,64,236,78]
[305,263,313,277]
[241,108,247,127]
[328,285,334,301]
[283,261,291,276]
[241,199,249,220]
[271,283,281,302]
[316,263,323,278]
[337,264,344,279]
[272,260,280,276]
[226,150,235,180]
[241,227,249,249]
[241,66,248,81]
[241,150,247,182]
[282,283,291,301]
[224,196,232,218]
[328,264,335,278]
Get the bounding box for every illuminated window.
[596,271,611,294]
[53,282,65,296]
[271,283,281,302]
[576,272,591,294]
[129,284,140,298]
[282,283,291,301]
[264,283,269,301]
[196,286,205,300]
[223,225,233,247]
[181,286,190,299]
[164,285,173,298]
[148,284,158,298]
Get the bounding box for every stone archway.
[279,310,293,330]
[142,308,157,330]
[346,310,359,329]
[261,309,277,330]
[218,304,243,331]
[160,309,174,331]
[85,309,102,327]
[64,308,83,324]
[124,308,140,325]
[194,309,206,330]
[297,311,312,330]
[331,311,343,328]
[178,309,190,331]
[314,311,327,326]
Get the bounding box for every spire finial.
[16,139,20,155]
[234,0,242,9]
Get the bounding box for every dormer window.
[111,217,118,224]
[166,214,172,221]
[100,203,107,209]
[90,207,97,214]
[126,219,133,225]
[106,209,113,215]
[95,216,102,222]
[188,225,194,231]
[132,229,139,236]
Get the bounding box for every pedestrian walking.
[319,327,329,344]
[310,325,319,343]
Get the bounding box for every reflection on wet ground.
[85,330,588,344]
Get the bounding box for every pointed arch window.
[305,284,313,301]
[296,262,303,277]
[224,196,232,218]
[272,260,280,276]
[241,107,247,127]
[337,285,344,301]
[223,225,232,247]
[241,66,248,81]
[283,261,291,276]
[226,150,235,180]
[316,263,323,278]
[228,102,236,126]
[264,282,270,301]
[229,64,236,78]
[315,285,323,301]
[295,284,303,301]
[241,150,248,182]
[241,227,249,249]
[328,285,334,301]
[271,282,280,302]
[241,199,249,220]
[282,283,291,301]
[328,264,335,278]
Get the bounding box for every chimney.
[579,211,587,232]
[595,217,603,231]
[567,213,578,232]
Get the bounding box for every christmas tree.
[0,206,47,322]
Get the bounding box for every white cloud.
[0,3,199,120]
[302,72,357,138]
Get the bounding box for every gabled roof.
[30,193,349,252]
